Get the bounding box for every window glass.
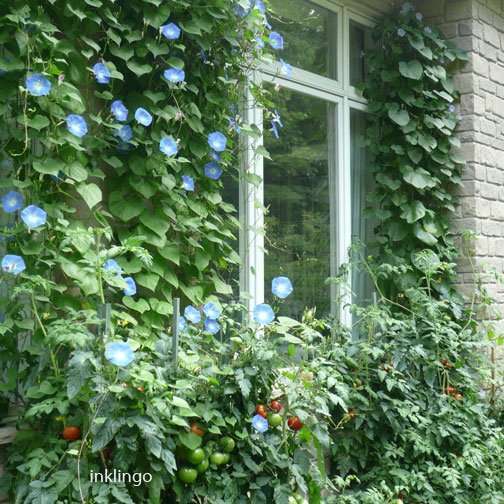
[263,87,332,317]
[269,0,338,79]
[350,21,372,87]
[350,109,374,307]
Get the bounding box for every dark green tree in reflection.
[264,87,331,317]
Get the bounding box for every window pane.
[269,0,338,79]
[264,88,332,317]
[350,21,372,87]
[350,109,374,306]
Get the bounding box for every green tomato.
[196,458,209,473]
[177,467,198,484]
[210,452,227,465]
[219,436,236,453]
[268,413,282,428]
[187,448,205,465]
[221,453,230,464]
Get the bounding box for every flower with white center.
[92,62,111,84]
[184,305,201,323]
[272,276,293,299]
[204,162,223,180]
[182,175,195,192]
[111,100,128,121]
[1,191,24,213]
[25,73,52,96]
[208,131,227,152]
[103,259,122,275]
[203,302,221,320]
[117,125,133,143]
[268,31,284,50]
[66,114,88,138]
[164,67,185,84]
[161,22,181,40]
[1,254,26,275]
[204,318,220,334]
[135,107,153,127]
[160,136,178,157]
[253,303,275,325]
[252,414,269,433]
[20,205,47,229]
[105,341,135,367]
[123,277,137,296]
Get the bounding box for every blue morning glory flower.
[208,131,227,152]
[160,136,178,157]
[210,151,221,162]
[270,110,283,139]
[92,62,111,84]
[1,254,26,275]
[178,316,187,332]
[449,105,456,113]
[123,277,137,296]
[105,341,135,367]
[184,305,201,323]
[135,107,153,127]
[117,125,133,143]
[164,67,185,84]
[255,36,265,49]
[251,414,269,433]
[253,303,275,325]
[416,12,423,21]
[235,0,252,17]
[272,276,293,299]
[103,258,122,275]
[1,191,24,213]
[269,32,284,50]
[25,73,52,96]
[280,59,292,78]
[111,100,128,121]
[254,0,266,14]
[203,302,221,320]
[204,162,223,180]
[66,114,88,138]
[20,205,47,229]
[204,318,220,335]
[228,116,241,133]
[397,28,406,37]
[161,22,181,40]
[182,175,195,192]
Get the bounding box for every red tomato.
[269,400,283,412]
[62,426,81,441]
[190,423,205,437]
[287,416,303,431]
[255,405,267,418]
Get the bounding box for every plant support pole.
[172,298,180,366]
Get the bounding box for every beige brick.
[491,201,504,220]
[446,0,474,21]
[490,62,504,82]
[487,167,503,183]
[484,24,501,47]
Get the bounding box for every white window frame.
[240,0,377,325]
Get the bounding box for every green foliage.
[361,6,468,297]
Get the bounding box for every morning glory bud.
[182,175,195,192]
[111,100,128,121]
[160,22,181,40]
[251,414,269,433]
[203,302,221,320]
[204,319,220,335]
[160,136,178,157]
[105,341,135,367]
[204,162,223,180]
[20,205,47,229]
[117,125,133,143]
[178,316,187,332]
[279,59,292,78]
[253,303,275,325]
[164,67,185,84]
[134,107,153,127]
[272,276,293,299]
[25,73,52,96]
[66,114,88,138]
[184,305,201,323]
[397,28,406,37]
[123,277,137,296]
[92,62,111,84]
[207,131,227,152]
[1,191,24,213]
[268,32,284,50]
[1,254,26,275]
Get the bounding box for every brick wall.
[418,0,504,385]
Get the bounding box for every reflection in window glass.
[350,109,374,307]
[350,21,372,87]
[264,88,331,317]
[269,0,337,79]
